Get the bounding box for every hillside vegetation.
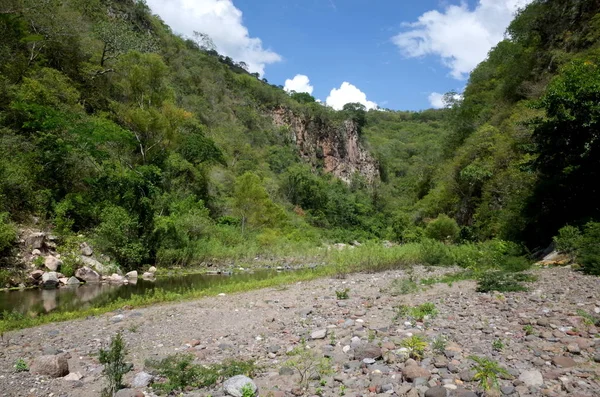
[1,0,600,281]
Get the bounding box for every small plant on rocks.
[469,355,510,392]
[492,338,504,351]
[335,288,349,300]
[576,309,600,326]
[410,302,438,322]
[400,335,428,360]
[14,358,28,372]
[286,342,333,388]
[99,332,130,397]
[523,325,534,336]
[389,277,419,296]
[476,271,536,293]
[241,383,255,397]
[431,334,448,355]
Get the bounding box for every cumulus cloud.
[326,82,377,110]
[146,0,281,76]
[284,75,314,95]
[428,92,463,109]
[392,0,533,79]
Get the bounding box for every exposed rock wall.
[270,108,379,183]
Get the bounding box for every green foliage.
[95,206,145,270]
[575,309,600,327]
[335,288,349,300]
[241,383,256,397]
[523,325,534,336]
[492,338,504,351]
[431,335,448,355]
[578,222,600,275]
[476,271,536,293]
[424,214,460,243]
[146,354,257,394]
[286,343,333,388]
[395,302,438,323]
[14,358,28,372]
[553,225,582,257]
[0,212,16,256]
[468,356,510,392]
[388,277,419,296]
[98,332,130,397]
[400,335,428,360]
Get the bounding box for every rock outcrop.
[270,108,379,183]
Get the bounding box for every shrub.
[425,214,460,243]
[578,222,600,275]
[419,239,454,266]
[98,332,130,397]
[469,356,510,392]
[0,212,16,255]
[553,225,582,256]
[14,358,28,372]
[476,271,536,293]
[146,354,256,394]
[95,206,146,270]
[335,288,349,300]
[400,335,428,360]
[286,343,333,388]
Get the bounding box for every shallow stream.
[0,270,281,316]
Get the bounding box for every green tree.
[525,58,600,245]
[233,172,285,233]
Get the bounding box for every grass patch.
[420,271,473,286]
[476,271,537,293]
[394,302,438,323]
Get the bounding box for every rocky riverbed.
[0,266,599,397]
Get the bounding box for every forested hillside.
[1,0,600,281]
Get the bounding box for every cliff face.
[271,108,379,183]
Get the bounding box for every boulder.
[148,266,157,273]
[80,256,108,275]
[29,270,44,280]
[75,266,100,283]
[518,369,543,387]
[310,329,328,340]
[32,249,42,256]
[41,272,59,289]
[125,270,138,279]
[354,343,383,361]
[66,276,80,285]
[552,356,577,368]
[30,355,69,378]
[44,256,62,272]
[425,387,448,397]
[24,232,46,249]
[223,375,258,397]
[142,272,155,280]
[131,371,154,388]
[64,372,82,381]
[58,277,69,285]
[403,365,431,381]
[80,242,93,256]
[109,274,125,283]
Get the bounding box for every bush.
[99,332,130,397]
[95,206,146,270]
[579,222,600,275]
[553,225,582,256]
[476,271,536,293]
[425,214,460,243]
[0,212,16,255]
[419,239,454,266]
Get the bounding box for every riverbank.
[1,266,599,397]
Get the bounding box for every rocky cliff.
[270,108,379,183]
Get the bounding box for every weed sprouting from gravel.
[469,356,510,392]
[99,332,130,397]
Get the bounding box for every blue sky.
[146,0,531,111]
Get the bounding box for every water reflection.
[0,270,282,316]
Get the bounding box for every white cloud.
[428,92,463,109]
[392,0,533,79]
[284,75,314,95]
[326,82,377,110]
[146,0,281,76]
[428,92,446,109]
